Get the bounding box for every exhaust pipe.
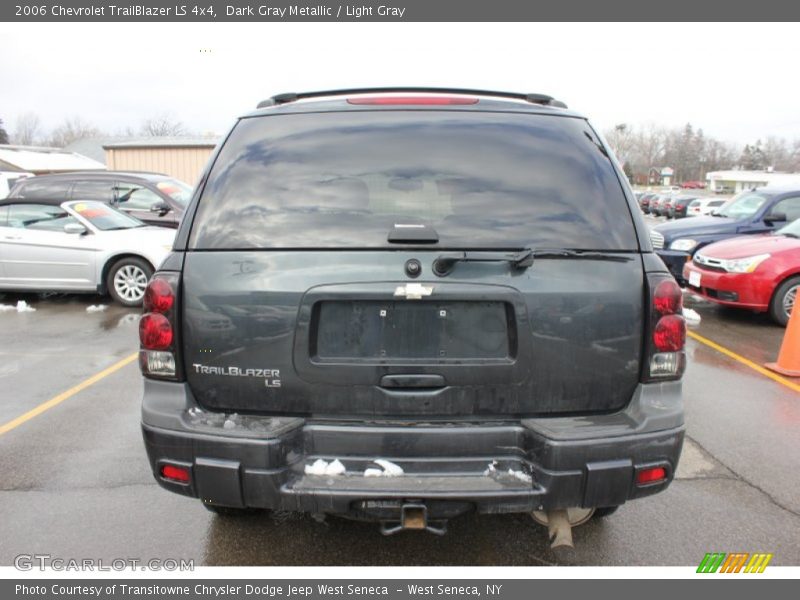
[545,509,574,549]
[531,507,594,549]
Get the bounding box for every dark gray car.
[8,171,192,228]
[138,88,686,540]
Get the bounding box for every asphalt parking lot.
[0,270,798,566]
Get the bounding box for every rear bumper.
[141,380,684,518]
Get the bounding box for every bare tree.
[604,123,636,164]
[603,121,742,183]
[139,113,187,137]
[762,136,789,171]
[633,123,667,177]
[702,138,738,173]
[787,139,800,172]
[13,112,42,146]
[48,116,102,147]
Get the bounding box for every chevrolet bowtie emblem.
[394,283,433,300]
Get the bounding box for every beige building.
[103,137,219,186]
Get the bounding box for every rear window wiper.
[433,248,632,276]
[529,249,634,262]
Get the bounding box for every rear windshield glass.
[189,111,636,250]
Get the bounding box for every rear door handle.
[380,374,446,389]
[3,235,21,240]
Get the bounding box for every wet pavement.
[0,288,798,566]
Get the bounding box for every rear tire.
[769,276,800,327]
[107,257,153,307]
[592,506,619,518]
[202,501,264,517]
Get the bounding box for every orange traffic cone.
[765,300,800,377]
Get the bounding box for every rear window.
[190,111,637,250]
[11,180,71,199]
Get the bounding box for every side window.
[114,182,164,210]
[7,204,78,231]
[0,206,8,226]
[771,197,800,223]
[12,180,71,199]
[71,180,116,202]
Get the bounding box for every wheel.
[107,257,153,307]
[769,276,800,326]
[592,506,619,518]
[202,501,263,517]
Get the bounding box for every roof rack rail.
[256,87,567,109]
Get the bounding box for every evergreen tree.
[0,119,9,144]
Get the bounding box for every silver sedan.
[0,199,175,306]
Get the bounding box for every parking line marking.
[0,352,138,437]
[688,330,800,394]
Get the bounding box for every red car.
[683,219,800,325]
[680,181,707,189]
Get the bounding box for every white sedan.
[0,199,175,306]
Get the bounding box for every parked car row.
[636,191,728,220]
[0,170,193,306]
[650,186,800,325]
[8,171,192,228]
[0,197,175,306]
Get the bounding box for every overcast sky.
[2,22,799,145]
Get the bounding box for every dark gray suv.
[139,88,686,539]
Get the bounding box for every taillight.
[653,315,686,351]
[139,313,173,349]
[347,96,478,105]
[144,278,174,313]
[644,275,686,381]
[653,279,682,315]
[139,272,181,380]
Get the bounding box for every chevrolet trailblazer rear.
[140,88,686,543]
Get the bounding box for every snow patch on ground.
[86,304,108,312]
[0,301,36,313]
[483,460,498,476]
[683,307,702,327]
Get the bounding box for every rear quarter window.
[190,111,637,251]
[11,180,71,198]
